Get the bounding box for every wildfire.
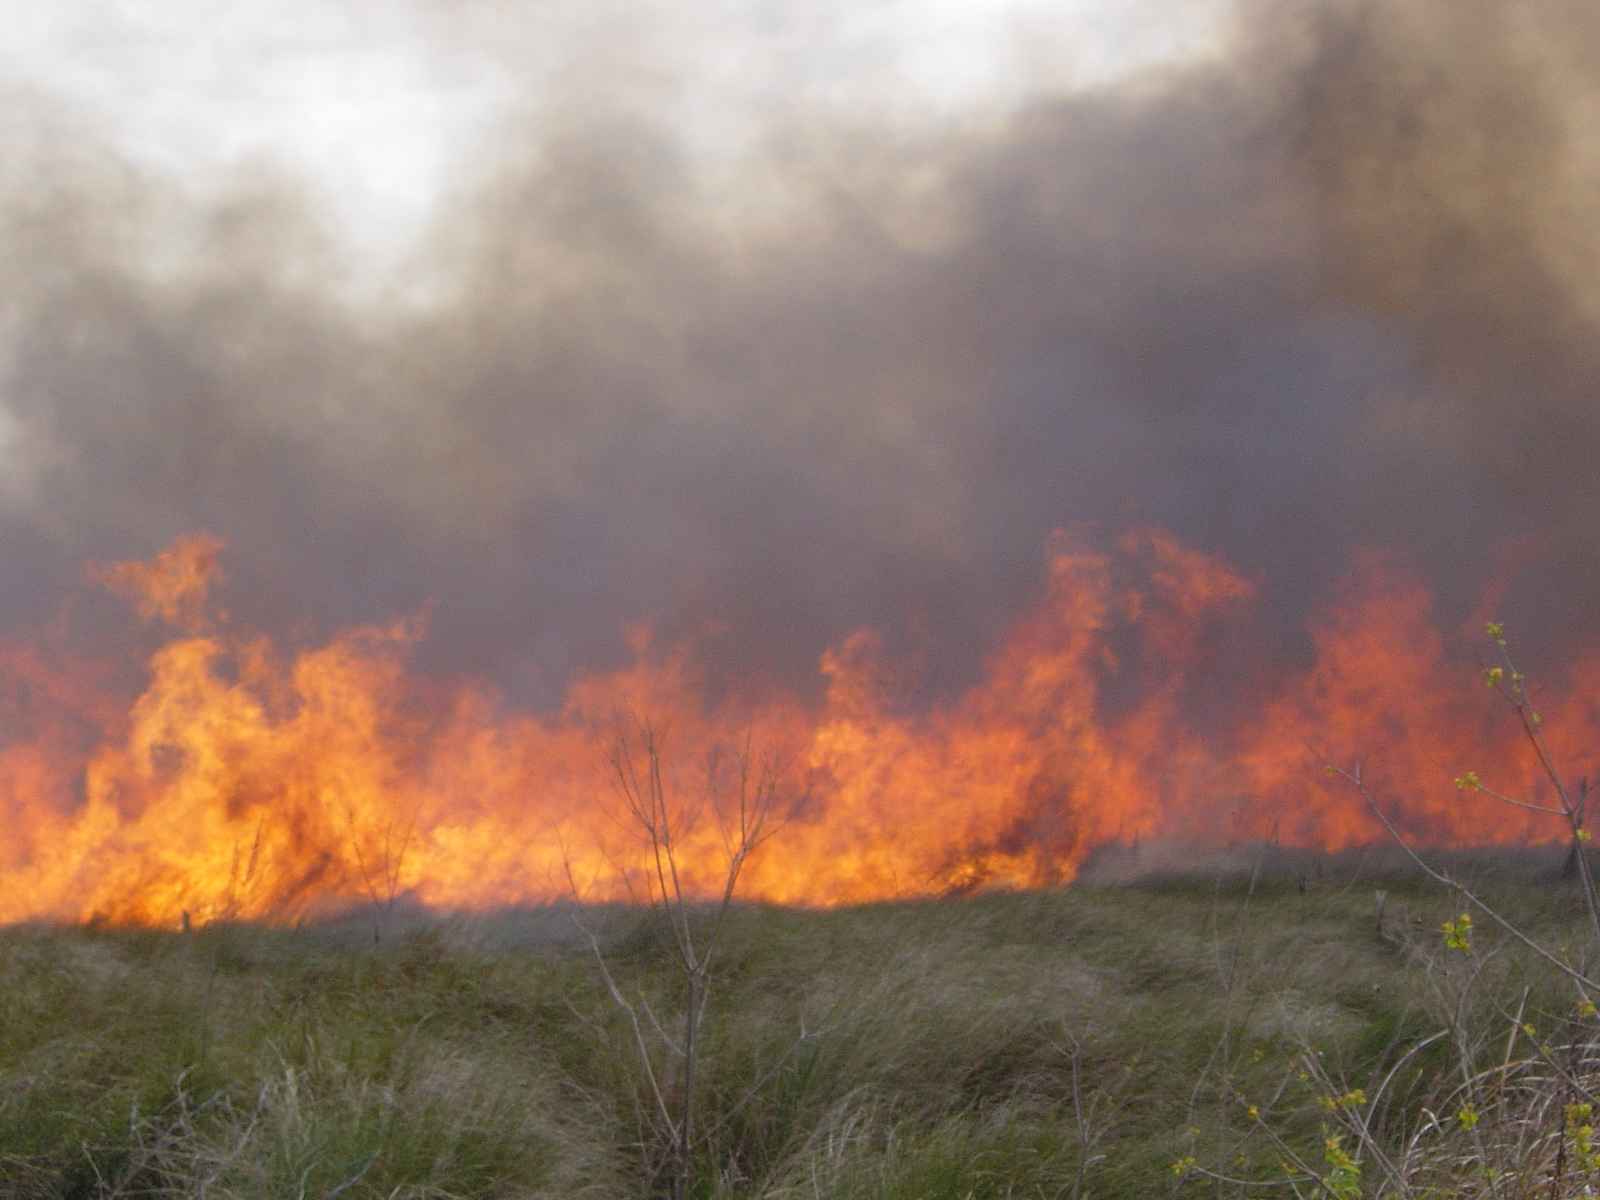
[0,531,1584,927]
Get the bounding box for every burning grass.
[7,530,1598,929]
[4,849,1599,1197]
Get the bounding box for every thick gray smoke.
[2,0,1596,704]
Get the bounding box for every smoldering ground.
[2,0,1598,709]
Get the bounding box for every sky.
[4,2,1228,267]
[2,0,1599,709]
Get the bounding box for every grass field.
[3,845,1598,1198]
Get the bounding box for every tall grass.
[3,858,1595,1197]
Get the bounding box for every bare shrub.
[569,718,795,1200]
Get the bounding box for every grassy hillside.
[2,848,1597,1198]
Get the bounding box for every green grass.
[2,850,1597,1197]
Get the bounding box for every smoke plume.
[1,2,1598,852]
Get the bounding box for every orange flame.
[90,534,226,631]
[0,530,1589,926]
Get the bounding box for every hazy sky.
[5,2,1228,264]
[3,0,1597,706]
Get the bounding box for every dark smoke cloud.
[1266,0,1600,614]
[1,0,1597,706]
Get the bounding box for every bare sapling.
[1330,624,1600,991]
[569,717,790,1200]
[1184,625,1600,1198]
[344,799,418,945]
[1315,629,1600,1196]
